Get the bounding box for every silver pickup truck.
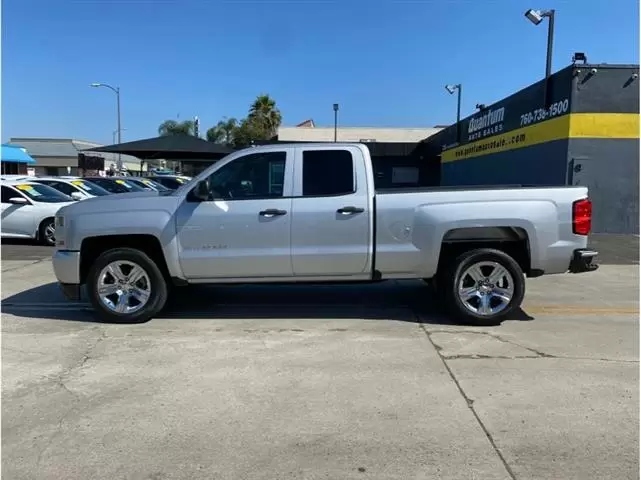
[52,143,598,325]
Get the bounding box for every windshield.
[153,176,188,190]
[88,178,146,194]
[68,179,111,196]
[11,183,72,203]
[136,178,170,191]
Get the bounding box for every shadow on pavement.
[1,238,40,246]
[2,280,534,326]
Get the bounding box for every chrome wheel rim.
[44,223,55,244]
[458,261,514,316]
[97,261,151,314]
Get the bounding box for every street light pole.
[113,128,126,144]
[445,84,462,143]
[91,82,122,170]
[333,103,339,142]
[456,85,462,127]
[544,10,555,79]
[524,9,556,79]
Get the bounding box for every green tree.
[206,94,283,148]
[248,94,282,138]
[206,117,238,144]
[232,117,269,148]
[158,119,196,136]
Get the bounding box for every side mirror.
[70,192,84,201]
[192,180,211,202]
[8,197,28,205]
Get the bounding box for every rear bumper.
[568,248,599,273]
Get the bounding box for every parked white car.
[29,177,112,200]
[0,175,31,182]
[1,180,75,245]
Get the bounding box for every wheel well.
[438,227,532,275]
[80,234,170,284]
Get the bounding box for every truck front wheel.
[87,248,168,323]
[441,248,525,326]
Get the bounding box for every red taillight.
[573,198,592,235]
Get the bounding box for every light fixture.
[572,52,587,64]
[524,9,545,25]
[445,84,458,94]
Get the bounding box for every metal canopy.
[83,135,234,160]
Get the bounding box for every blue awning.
[1,144,36,164]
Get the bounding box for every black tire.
[87,248,168,323]
[441,248,525,326]
[39,218,56,246]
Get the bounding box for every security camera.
[632,73,639,80]
[590,68,598,74]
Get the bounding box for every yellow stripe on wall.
[569,113,640,139]
[442,112,639,163]
[441,115,570,163]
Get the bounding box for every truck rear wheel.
[87,247,168,323]
[441,248,525,326]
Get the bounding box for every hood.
[43,201,75,213]
[57,190,182,217]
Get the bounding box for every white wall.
[277,126,442,143]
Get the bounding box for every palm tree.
[206,117,238,144]
[248,95,282,137]
[158,120,196,136]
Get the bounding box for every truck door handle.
[259,208,287,217]
[337,206,364,214]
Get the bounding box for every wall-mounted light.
[572,52,587,64]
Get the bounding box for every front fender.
[67,209,184,279]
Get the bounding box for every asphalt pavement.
[1,257,639,479]
[1,238,55,261]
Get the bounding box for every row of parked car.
[0,174,191,246]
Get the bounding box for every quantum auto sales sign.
[467,107,505,141]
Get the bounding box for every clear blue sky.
[2,0,639,144]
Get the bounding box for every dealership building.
[277,119,443,143]
[6,137,142,176]
[417,63,640,234]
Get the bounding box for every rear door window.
[302,150,354,197]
